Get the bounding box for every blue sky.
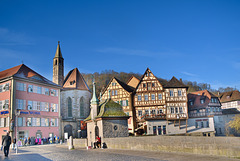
[0,0,240,90]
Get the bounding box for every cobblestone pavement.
[0,144,239,161]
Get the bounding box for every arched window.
[80,97,84,117]
[55,60,57,65]
[67,97,72,117]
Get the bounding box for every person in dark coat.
[2,132,11,157]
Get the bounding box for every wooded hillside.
[82,70,237,97]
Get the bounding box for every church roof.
[0,64,59,86]
[63,68,90,91]
[165,76,188,88]
[54,41,63,58]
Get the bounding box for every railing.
[166,113,187,119]
[188,111,222,117]
[137,114,166,121]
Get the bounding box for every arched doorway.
[64,124,73,139]
[95,126,99,137]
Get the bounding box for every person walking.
[2,132,11,157]
[12,137,16,150]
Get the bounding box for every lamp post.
[15,109,20,154]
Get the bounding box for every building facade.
[0,64,61,143]
[219,90,240,111]
[187,90,222,136]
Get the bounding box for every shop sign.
[20,111,41,115]
[0,111,9,115]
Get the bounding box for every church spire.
[53,41,64,86]
[54,41,63,58]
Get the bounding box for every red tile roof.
[63,68,90,91]
[0,64,58,86]
[188,90,219,109]
[219,90,240,103]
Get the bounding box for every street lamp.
[15,109,21,154]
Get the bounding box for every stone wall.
[72,136,240,157]
[103,136,240,158]
[102,119,129,138]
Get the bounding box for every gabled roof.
[165,76,188,88]
[54,41,63,58]
[191,90,218,99]
[101,77,135,96]
[135,68,163,91]
[219,90,240,103]
[188,90,220,109]
[63,68,90,91]
[126,75,140,88]
[0,64,59,86]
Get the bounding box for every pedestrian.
[12,137,16,150]
[24,137,27,146]
[28,137,31,145]
[2,132,11,157]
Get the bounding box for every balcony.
[137,114,166,122]
[166,113,187,120]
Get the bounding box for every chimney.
[180,78,183,83]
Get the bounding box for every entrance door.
[153,126,157,135]
[64,124,73,139]
[158,126,162,135]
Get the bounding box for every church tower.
[53,41,64,86]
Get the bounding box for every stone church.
[52,42,91,139]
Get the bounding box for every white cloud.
[181,71,198,77]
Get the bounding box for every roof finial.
[90,79,99,105]
[58,41,60,45]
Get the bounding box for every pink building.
[0,64,61,143]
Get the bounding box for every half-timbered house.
[134,68,165,133]
[101,77,136,134]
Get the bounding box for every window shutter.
[1,118,4,127]
[56,104,58,112]
[24,83,27,91]
[51,103,53,112]
[16,99,19,109]
[126,100,128,106]
[56,90,58,96]
[23,100,26,110]
[22,117,25,127]
[42,87,45,94]
[120,101,123,106]
[55,119,58,127]
[33,101,37,110]
[32,118,36,126]
[6,117,9,127]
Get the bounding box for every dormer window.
[189,101,194,106]
[200,99,205,104]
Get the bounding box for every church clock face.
[114,125,118,131]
